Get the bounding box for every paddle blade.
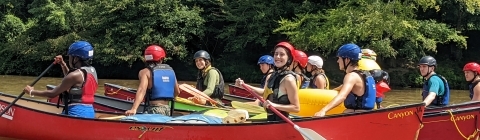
[298,127,326,140]
[99,115,126,120]
[230,101,265,114]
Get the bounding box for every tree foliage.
[1,0,480,89]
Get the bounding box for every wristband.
[29,90,34,97]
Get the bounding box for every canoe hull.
[419,106,480,140]
[228,84,255,98]
[0,92,426,140]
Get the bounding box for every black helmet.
[370,69,384,82]
[418,56,437,67]
[382,70,390,85]
[194,50,211,60]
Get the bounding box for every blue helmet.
[258,55,274,65]
[337,43,361,61]
[68,41,94,60]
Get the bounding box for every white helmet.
[308,55,323,68]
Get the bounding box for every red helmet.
[463,62,480,74]
[144,45,166,62]
[275,42,296,60]
[293,50,308,68]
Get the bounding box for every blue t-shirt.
[428,76,445,96]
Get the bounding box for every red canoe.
[104,83,255,105]
[228,84,255,99]
[418,106,480,140]
[0,92,426,139]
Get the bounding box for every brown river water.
[0,75,473,139]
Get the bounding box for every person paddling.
[306,55,329,89]
[293,50,310,89]
[191,50,225,106]
[23,41,97,118]
[463,62,480,101]
[125,45,180,116]
[236,42,300,121]
[315,43,376,117]
[418,56,450,107]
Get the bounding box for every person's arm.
[315,75,326,89]
[202,70,219,96]
[271,75,300,113]
[320,73,357,113]
[473,85,480,101]
[30,71,78,98]
[129,69,149,111]
[174,79,180,97]
[423,78,440,106]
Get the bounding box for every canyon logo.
[0,104,15,120]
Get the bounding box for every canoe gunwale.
[423,106,480,118]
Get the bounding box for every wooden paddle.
[241,83,326,140]
[179,84,227,108]
[99,115,126,120]
[0,62,56,116]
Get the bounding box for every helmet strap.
[342,58,351,74]
[468,72,478,83]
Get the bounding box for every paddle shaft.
[241,83,316,140]
[0,62,55,116]
[181,84,227,108]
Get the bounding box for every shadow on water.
[0,75,472,107]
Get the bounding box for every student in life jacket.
[236,41,300,121]
[463,62,480,101]
[314,43,377,117]
[293,50,311,89]
[192,50,225,106]
[418,56,450,107]
[241,55,276,106]
[23,41,97,118]
[361,49,391,108]
[370,69,391,108]
[258,55,275,88]
[306,55,329,89]
[125,45,180,116]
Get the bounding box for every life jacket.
[468,80,479,100]
[309,73,330,89]
[343,70,376,110]
[260,71,274,88]
[147,64,176,100]
[421,74,450,107]
[58,66,98,114]
[299,73,310,89]
[265,70,297,121]
[143,64,177,115]
[196,67,225,99]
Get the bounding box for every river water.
[0,75,472,106]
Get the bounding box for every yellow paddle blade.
[250,113,268,119]
[231,101,266,114]
[202,109,229,118]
